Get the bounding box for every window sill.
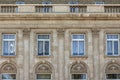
[36,55,52,58]
[104,55,120,58]
[1,55,16,58]
[70,55,88,58]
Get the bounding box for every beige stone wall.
[0,14,120,80]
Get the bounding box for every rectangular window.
[106,34,119,56]
[37,35,50,56]
[95,2,104,4]
[42,2,52,13]
[2,34,16,56]
[2,74,16,80]
[72,74,87,80]
[106,74,120,79]
[36,74,51,80]
[72,34,85,56]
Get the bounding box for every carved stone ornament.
[105,63,120,74]
[35,63,52,74]
[70,62,87,73]
[1,63,17,73]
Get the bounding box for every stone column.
[23,28,30,80]
[92,29,100,80]
[57,29,65,80]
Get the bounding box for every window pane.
[45,41,49,55]
[3,35,15,39]
[38,41,43,55]
[72,74,86,79]
[107,35,118,39]
[79,41,84,55]
[37,74,51,79]
[72,41,78,55]
[114,41,118,55]
[2,74,16,79]
[72,35,84,39]
[107,41,113,55]
[106,74,120,79]
[3,41,9,55]
[38,35,49,39]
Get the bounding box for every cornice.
[0,13,120,20]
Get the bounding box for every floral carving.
[35,63,52,73]
[70,62,87,73]
[1,63,17,73]
[105,63,120,74]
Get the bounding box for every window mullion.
[112,41,114,55]
[43,41,45,55]
[78,41,79,55]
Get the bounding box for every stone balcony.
[0,4,120,13]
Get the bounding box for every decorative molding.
[105,63,120,74]
[57,28,65,35]
[70,61,87,73]
[35,62,52,74]
[1,63,17,73]
[23,28,31,35]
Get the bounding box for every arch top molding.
[35,61,53,74]
[0,62,17,73]
[70,61,87,74]
[105,63,120,74]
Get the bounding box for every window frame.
[36,73,51,80]
[106,34,119,56]
[71,73,87,80]
[106,74,120,80]
[71,34,85,56]
[2,73,16,80]
[2,34,16,56]
[37,34,51,56]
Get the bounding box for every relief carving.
[70,62,87,73]
[105,63,120,74]
[1,63,17,73]
[35,63,52,73]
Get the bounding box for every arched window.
[105,63,120,80]
[1,63,17,80]
[35,63,52,80]
[70,62,87,80]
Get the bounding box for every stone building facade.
[0,2,120,80]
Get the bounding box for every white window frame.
[71,34,85,56]
[106,34,119,56]
[2,34,16,56]
[36,73,51,80]
[37,34,50,56]
[2,73,16,80]
[71,73,87,80]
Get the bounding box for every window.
[69,1,79,13]
[2,34,16,56]
[36,74,51,80]
[37,35,50,56]
[106,74,120,79]
[95,2,104,4]
[2,74,16,80]
[72,34,85,56]
[72,74,87,80]
[16,1,25,4]
[106,34,119,56]
[42,1,52,13]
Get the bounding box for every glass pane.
[114,41,118,55]
[38,35,49,39]
[72,35,84,39]
[9,41,15,55]
[72,74,86,79]
[37,74,51,79]
[72,41,78,55]
[106,74,120,79]
[3,41,9,55]
[107,41,113,55]
[79,41,84,55]
[107,34,118,39]
[45,41,49,55]
[38,41,43,55]
[3,35,15,39]
[2,74,16,79]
